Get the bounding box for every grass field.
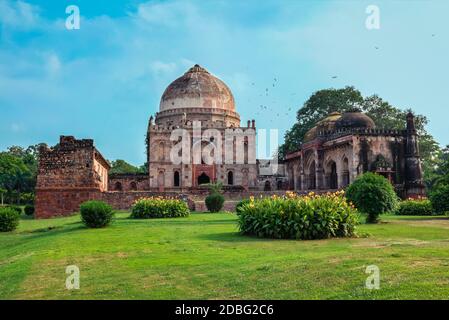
[1,212,449,299]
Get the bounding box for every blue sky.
[1,0,448,165]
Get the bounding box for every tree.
[0,153,32,204]
[109,160,144,175]
[279,87,440,188]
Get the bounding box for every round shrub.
[205,193,225,212]
[430,185,449,215]
[395,199,433,216]
[24,205,35,216]
[131,197,190,219]
[0,207,20,232]
[7,205,22,215]
[237,192,359,240]
[80,200,114,228]
[346,172,399,223]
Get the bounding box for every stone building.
[35,136,110,218]
[35,65,275,218]
[34,65,424,218]
[144,64,258,191]
[284,110,425,198]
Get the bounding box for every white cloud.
[0,0,41,29]
[150,61,177,75]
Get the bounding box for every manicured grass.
[1,212,449,299]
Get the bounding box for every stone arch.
[158,142,165,161]
[173,170,180,187]
[198,172,210,185]
[227,171,234,185]
[130,181,137,191]
[325,160,338,189]
[342,156,350,187]
[264,180,271,191]
[305,159,316,190]
[114,181,122,191]
[157,170,165,192]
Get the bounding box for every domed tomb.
[335,111,376,130]
[303,112,342,143]
[155,64,240,127]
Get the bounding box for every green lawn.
[1,212,449,299]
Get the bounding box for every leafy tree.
[279,87,440,189]
[109,159,144,175]
[0,153,32,204]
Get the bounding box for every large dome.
[304,112,342,142]
[159,64,235,112]
[335,111,376,130]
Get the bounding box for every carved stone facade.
[284,111,425,198]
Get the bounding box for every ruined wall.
[35,136,110,218]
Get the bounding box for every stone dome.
[159,64,235,112]
[335,111,376,130]
[303,112,342,142]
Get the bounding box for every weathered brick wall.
[35,136,110,219]
[35,189,102,218]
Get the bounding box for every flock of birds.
[247,34,437,123]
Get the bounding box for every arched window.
[227,171,234,185]
[130,182,137,191]
[174,171,180,187]
[264,180,271,191]
[114,182,122,191]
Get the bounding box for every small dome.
[303,112,342,143]
[335,111,375,130]
[159,64,235,112]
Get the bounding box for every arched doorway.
[264,180,271,191]
[198,172,210,185]
[327,161,338,189]
[342,157,350,187]
[174,171,180,187]
[157,171,165,192]
[130,181,137,191]
[227,171,234,185]
[114,182,122,191]
[308,161,316,189]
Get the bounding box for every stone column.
[315,149,325,189]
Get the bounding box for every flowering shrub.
[236,191,359,240]
[395,198,433,216]
[130,197,190,219]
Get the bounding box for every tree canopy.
[109,159,146,175]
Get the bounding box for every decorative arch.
[325,160,338,189]
[342,157,350,187]
[227,171,234,185]
[174,170,180,187]
[114,181,122,191]
[130,181,137,191]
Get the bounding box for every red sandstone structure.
[35,65,424,218]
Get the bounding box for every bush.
[236,199,250,214]
[346,172,399,223]
[430,185,449,215]
[395,199,433,216]
[7,205,22,215]
[205,193,225,212]
[237,191,359,240]
[24,205,35,216]
[131,197,190,219]
[0,207,20,232]
[80,201,114,228]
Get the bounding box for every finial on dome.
[186,64,209,74]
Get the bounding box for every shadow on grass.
[198,231,276,243]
